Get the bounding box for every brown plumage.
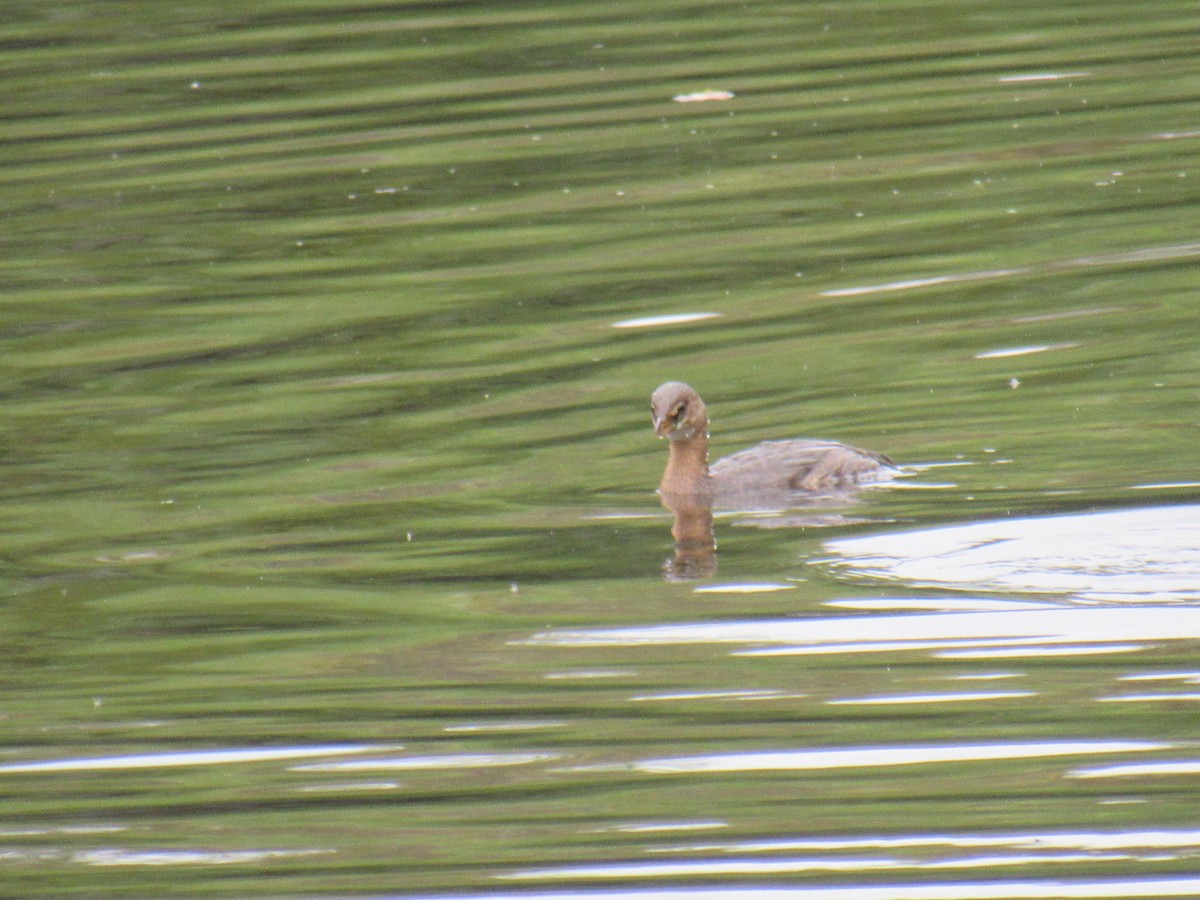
[651,381,896,504]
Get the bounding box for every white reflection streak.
[936,644,1144,659]
[998,72,1090,82]
[508,851,1138,880]
[821,504,1200,601]
[826,691,1036,705]
[1120,671,1200,681]
[295,781,399,792]
[924,853,1129,869]
[480,875,1200,897]
[527,606,1200,651]
[974,344,1079,359]
[602,821,728,833]
[290,752,561,772]
[633,740,1167,775]
[501,856,906,880]
[653,828,1200,854]
[543,669,633,679]
[825,598,1059,611]
[0,824,125,837]
[819,245,1200,302]
[78,848,332,867]
[631,690,789,702]
[1098,693,1200,702]
[695,583,795,593]
[1071,760,1200,779]
[820,269,1025,297]
[744,638,1055,658]
[0,744,390,774]
[1067,243,1200,266]
[444,721,567,732]
[612,312,721,328]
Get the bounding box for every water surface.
[4,1,1200,897]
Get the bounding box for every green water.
[4,1,1200,896]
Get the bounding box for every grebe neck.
[661,431,711,496]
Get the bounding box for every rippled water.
[5,1,1200,897]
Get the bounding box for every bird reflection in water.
[651,382,897,581]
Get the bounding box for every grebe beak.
[653,411,671,438]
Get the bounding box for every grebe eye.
[672,402,687,423]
